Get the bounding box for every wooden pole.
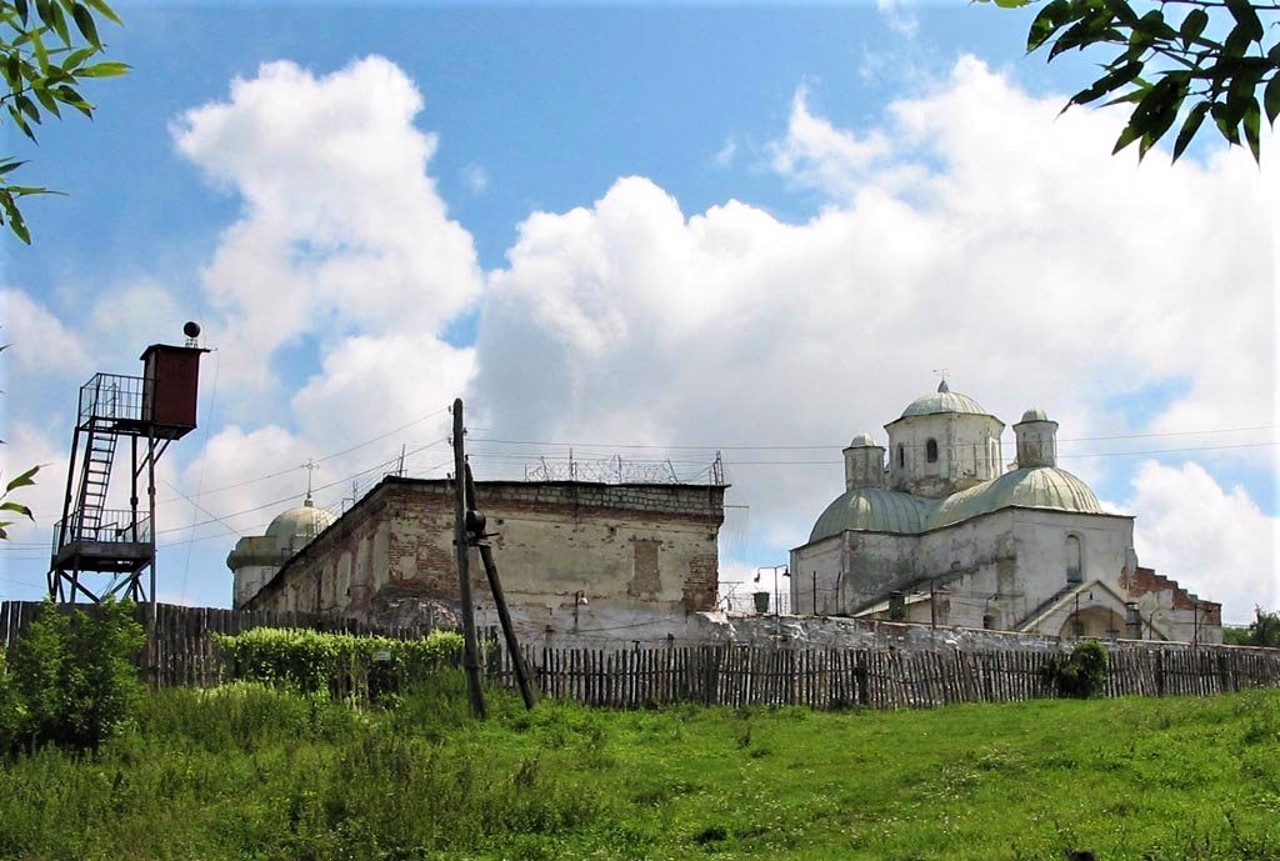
[452,399,487,719]
[465,463,537,710]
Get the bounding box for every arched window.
[926,439,939,463]
[897,444,905,468]
[1066,535,1082,583]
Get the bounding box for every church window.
[897,444,905,468]
[1066,534,1082,584]
[926,439,938,463]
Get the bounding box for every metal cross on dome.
[302,458,320,504]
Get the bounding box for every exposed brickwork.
[1121,565,1217,613]
[683,553,719,611]
[246,476,726,619]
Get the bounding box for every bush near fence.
[214,627,462,702]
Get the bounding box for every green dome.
[808,488,929,541]
[847,432,879,448]
[930,467,1103,530]
[899,380,988,419]
[266,500,336,550]
[806,467,1105,543]
[1019,407,1050,423]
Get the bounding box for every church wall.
[791,531,919,616]
[245,478,725,626]
[1008,509,1134,615]
[914,509,1017,628]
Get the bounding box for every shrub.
[214,627,463,701]
[6,598,145,753]
[1040,640,1109,699]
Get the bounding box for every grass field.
[1,675,1277,860]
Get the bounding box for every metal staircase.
[72,429,117,543]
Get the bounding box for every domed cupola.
[843,432,886,490]
[265,495,336,557]
[899,379,989,419]
[1014,407,1059,468]
[884,380,1006,499]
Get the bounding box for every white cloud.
[461,163,489,195]
[712,137,737,169]
[291,333,474,447]
[171,56,484,390]
[1127,461,1278,624]
[768,87,892,197]
[473,55,1274,615]
[0,289,91,375]
[876,0,918,39]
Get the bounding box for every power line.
[469,424,1276,452]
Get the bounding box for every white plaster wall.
[886,414,1005,497]
[1009,510,1134,602]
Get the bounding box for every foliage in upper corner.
[977,0,1278,162]
[1,0,128,243]
[0,464,38,540]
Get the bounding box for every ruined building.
[229,477,726,635]
[790,382,1222,643]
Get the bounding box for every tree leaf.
[0,501,33,519]
[1211,101,1242,144]
[32,82,61,117]
[1224,0,1264,43]
[1112,121,1143,154]
[1028,0,1073,51]
[5,465,40,492]
[1172,100,1210,161]
[70,2,100,49]
[80,0,121,26]
[47,0,69,45]
[1243,97,1261,163]
[1265,73,1280,125]
[76,60,128,77]
[1179,8,1208,50]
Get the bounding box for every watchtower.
[48,323,208,605]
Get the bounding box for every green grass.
[1,673,1278,860]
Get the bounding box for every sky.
[0,1,1275,624]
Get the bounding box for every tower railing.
[77,373,144,430]
[52,509,152,554]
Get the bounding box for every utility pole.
[452,398,487,719]
[465,462,537,710]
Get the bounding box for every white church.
[790,382,1222,643]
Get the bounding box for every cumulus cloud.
[474,55,1274,592]
[876,0,918,38]
[1,290,91,375]
[768,87,892,197]
[461,163,489,195]
[1127,461,1277,624]
[171,56,483,392]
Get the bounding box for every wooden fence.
[489,641,1280,710]
[4,600,1279,709]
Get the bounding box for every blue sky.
[1,2,1275,622]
